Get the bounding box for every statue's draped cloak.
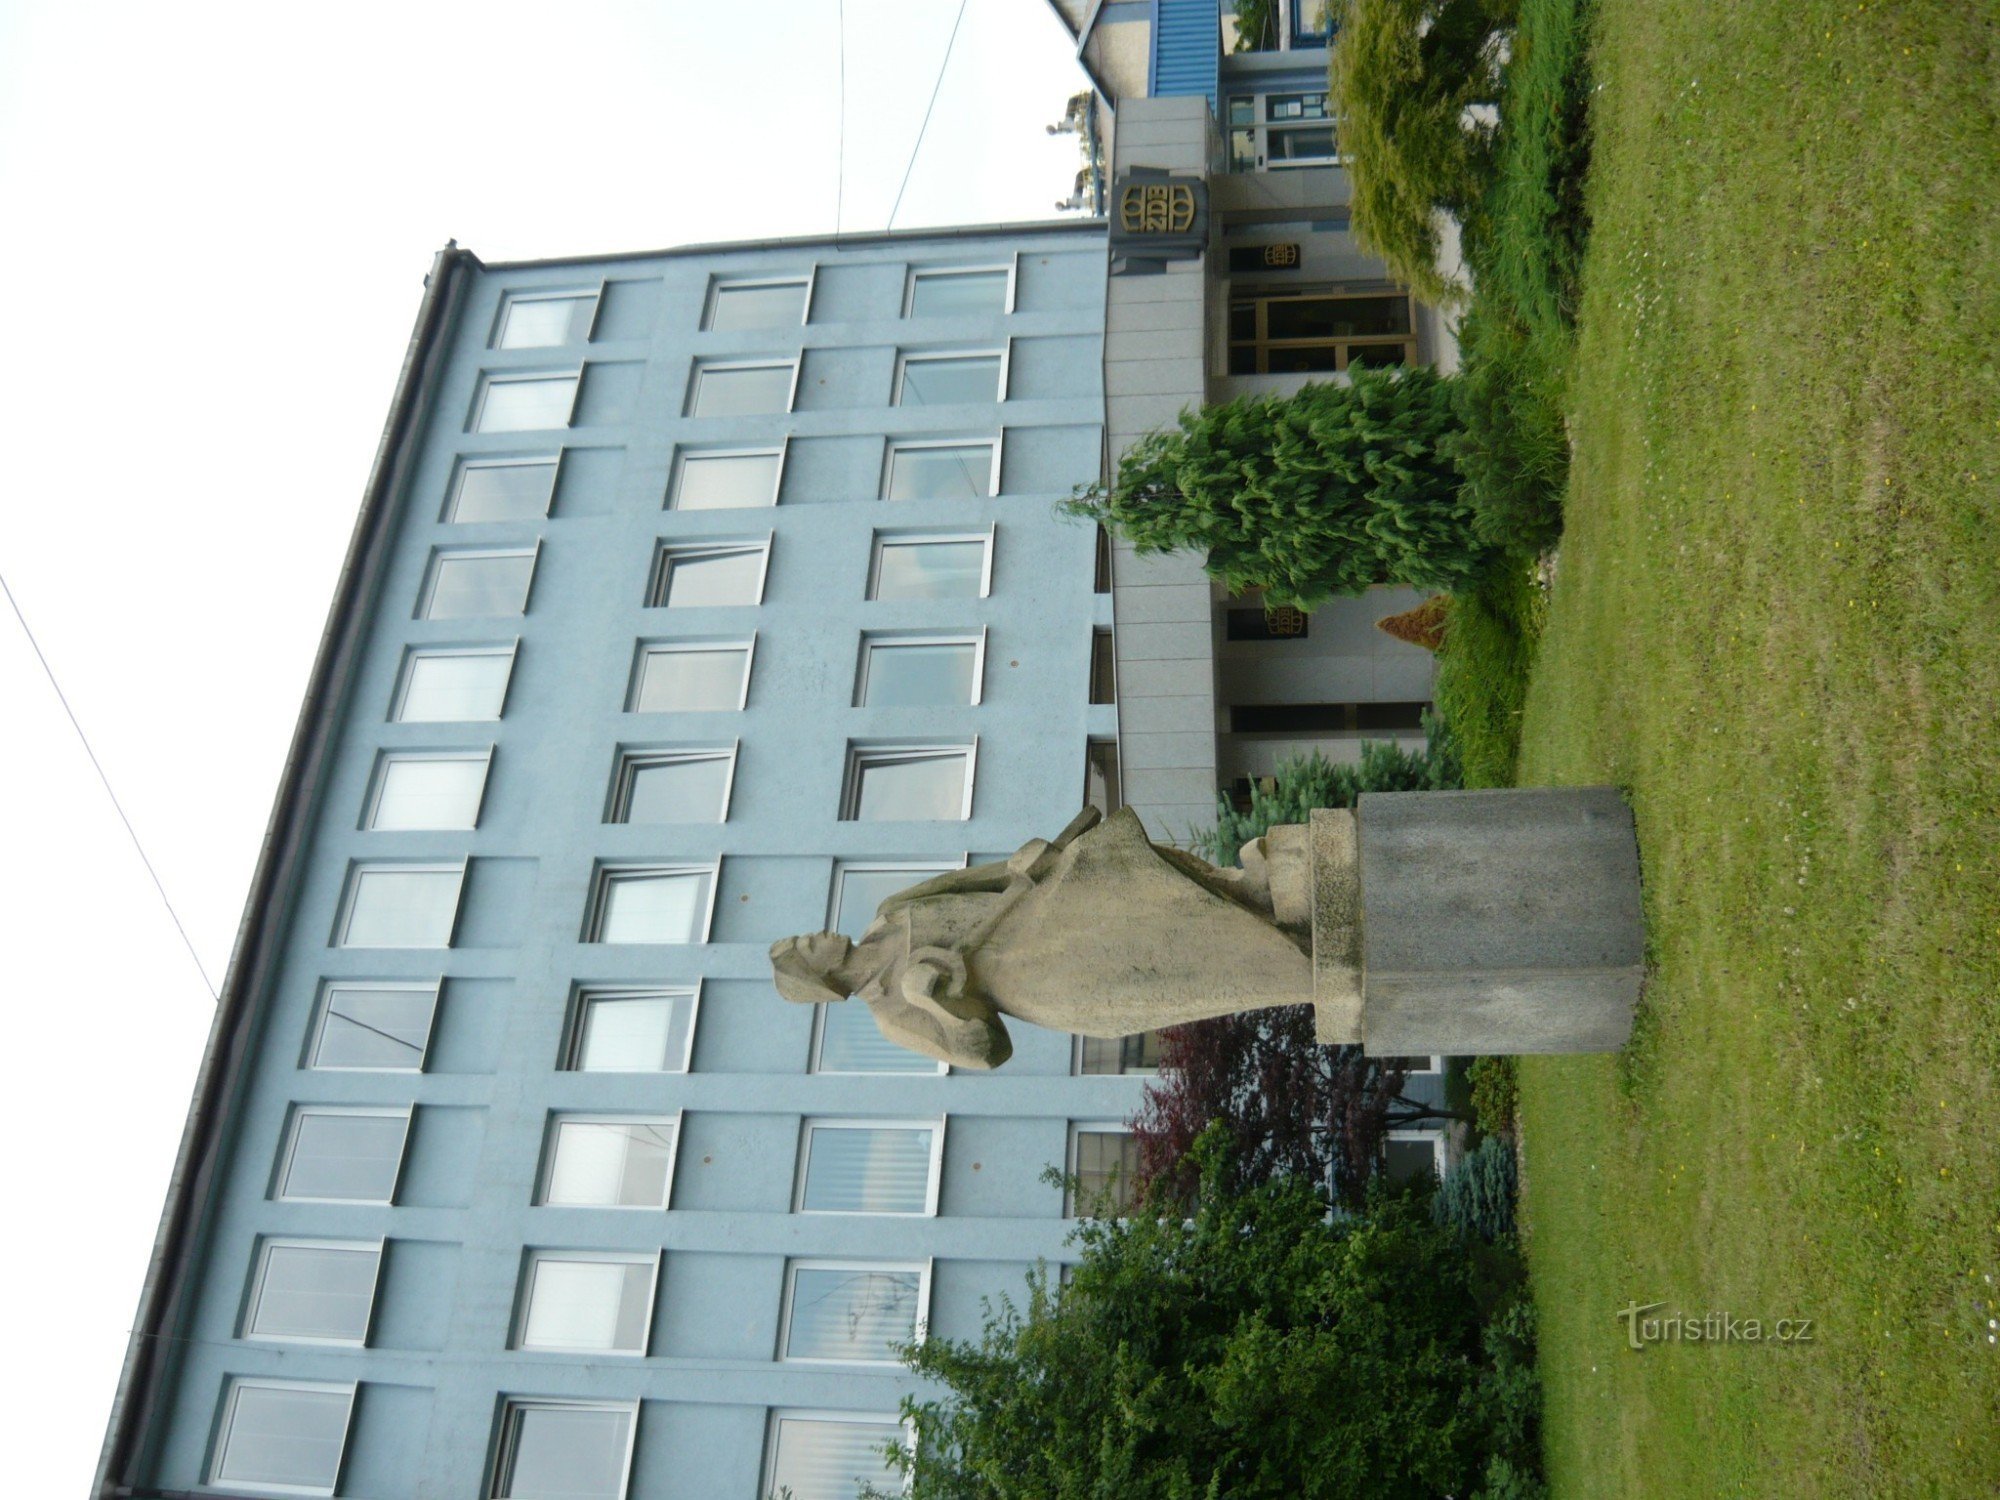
[860,807,1314,1039]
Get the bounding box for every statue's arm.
[882,954,1012,1070]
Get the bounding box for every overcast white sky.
[0,2,1089,1488]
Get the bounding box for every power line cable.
[0,567,218,1001]
[887,0,973,230]
[834,0,847,233]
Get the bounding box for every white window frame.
[1065,1121,1140,1218]
[511,1249,661,1356]
[362,749,494,832]
[1385,1127,1448,1179]
[840,741,978,822]
[701,271,815,331]
[490,284,604,349]
[667,442,788,510]
[880,435,1003,501]
[891,346,1010,407]
[391,642,518,723]
[470,369,583,433]
[333,859,468,949]
[866,527,996,601]
[761,1409,915,1500]
[778,1257,933,1366]
[582,861,722,944]
[854,630,987,708]
[902,262,1017,317]
[1070,1031,1162,1077]
[208,1377,357,1498]
[305,978,442,1073]
[562,983,702,1074]
[811,858,964,1077]
[647,536,773,609]
[242,1236,386,1348]
[535,1111,683,1209]
[627,637,757,713]
[1383,1055,1444,1076]
[274,1105,412,1205]
[684,356,802,418]
[417,543,542,621]
[489,1397,640,1500]
[445,453,563,524]
[606,743,738,824]
[793,1118,946,1217]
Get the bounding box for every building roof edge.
[91,241,474,1499]
[476,217,1106,272]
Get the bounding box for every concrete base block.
[1356,787,1643,1056]
[1309,808,1364,1044]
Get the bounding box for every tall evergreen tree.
[1062,367,1490,607]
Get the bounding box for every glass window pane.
[908,270,1007,318]
[312,985,436,1070]
[850,753,968,821]
[817,999,940,1074]
[690,362,793,417]
[499,294,597,349]
[478,376,578,432]
[520,1257,653,1352]
[1078,1030,1159,1075]
[885,443,995,500]
[708,280,808,330]
[860,642,976,707]
[572,992,693,1072]
[632,648,749,712]
[425,552,535,619]
[658,548,764,607]
[452,460,557,522]
[1266,90,1329,120]
[1385,1137,1440,1183]
[672,450,781,509]
[800,1126,934,1213]
[397,651,512,722]
[768,1416,905,1500]
[594,870,712,943]
[498,1404,634,1500]
[618,755,731,823]
[370,757,487,831]
[871,539,985,600]
[250,1243,380,1342]
[896,355,1001,407]
[1346,343,1410,369]
[341,868,461,947]
[544,1119,675,1206]
[1269,125,1337,162]
[282,1112,406,1202]
[1071,1130,1140,1216]
[215,1383,351,1491]
[785,1265,921,1362]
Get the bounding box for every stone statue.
[770,789,1645,1065]
[770,806,1322,1070]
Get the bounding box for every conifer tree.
[1063,367,1490,607]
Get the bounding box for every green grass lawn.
[1517,2,2000,1493]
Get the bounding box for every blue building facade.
[98,222,1143,1500]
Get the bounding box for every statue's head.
[769,931,854,1004]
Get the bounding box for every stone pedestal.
[1310,788,1643,1054]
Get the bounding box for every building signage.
[1108,169,1208,275]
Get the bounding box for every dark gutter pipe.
[91,242,474,1499]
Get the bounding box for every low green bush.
[1467,1053,1521,1136]
[1448,308,1571,554]
[1433,557,1544,787]
[1436,1135,1520,1240]
[1193,712,1461,864]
